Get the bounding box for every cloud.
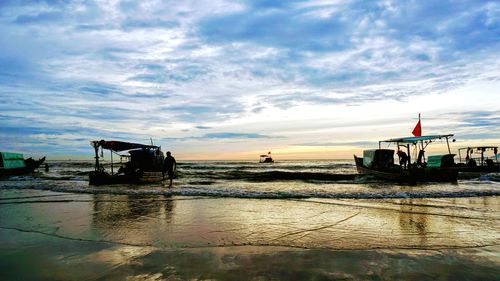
[195,125,212,129]
[121,18,179,30]
[296,141,378,147]
[14,11,64,24]
[202,132,271,139]
[0,0,499,157]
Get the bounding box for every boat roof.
[458,146,498,150]
[380,134,454,144]
[91,140,159,152]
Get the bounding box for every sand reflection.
[86,195,500,250]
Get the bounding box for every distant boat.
[353,134,458,183]
[89,140,168,185]
[455,146,499,174]
[0,152,46,177]
[259,151,274,163]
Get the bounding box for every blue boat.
[0,152,46,177]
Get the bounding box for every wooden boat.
[89,140,167,185]
[455,146,499,174]
[259,151,274,163]
[0,152,46,177]
[353,135,458,183]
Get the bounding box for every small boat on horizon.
[354,134,458,183]
[259,151,274,163]
[89,140,169,185]
[0,151,46,177]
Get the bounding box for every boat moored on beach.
[89,140,168,185]
[455,146,499,174]
[0,152,46,177]
[354,134,458,183]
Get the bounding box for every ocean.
[2,159,499,199]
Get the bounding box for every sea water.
[1,159,499,199]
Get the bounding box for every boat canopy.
[381,134,454,144]
[458,146,498,151]
[90,140,159,152]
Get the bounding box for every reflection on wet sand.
[398,199,429,246]
[0,190,499,280]
[92,194,175,225]
[92,194,176,245]
[83,194,500,250]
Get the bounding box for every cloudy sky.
[0,0,499,159]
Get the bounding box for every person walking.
[163,151,176,187]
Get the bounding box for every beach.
[1,184,499,280]
[2,0,499,279]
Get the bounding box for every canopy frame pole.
[406,144,411,171]
[110,150,114,175]
[446,137,451,154]
[93,142,100,172]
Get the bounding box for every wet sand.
[0,189,499,280]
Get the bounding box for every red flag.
[412,114,422,136]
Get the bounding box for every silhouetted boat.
[259,151,274,163]
[354,135,458,183]
[455,146,499,174]
[89,140,167,185]
[0,152,46,177]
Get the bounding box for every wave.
[178,162,355,171]
[478,173,500,182]
[1,183,499,200]
[178,170,358,182]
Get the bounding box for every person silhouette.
[163,151,176,187]
[397,149,408,169]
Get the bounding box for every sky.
[0,0,499,160]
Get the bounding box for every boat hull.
[0,157,46,177]
[89,170,165,185]
[354,155,458,183]
[454,164,500,173]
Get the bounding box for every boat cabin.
[362,149,394,169]
[427,154,456,168]
[0,152,26,170]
